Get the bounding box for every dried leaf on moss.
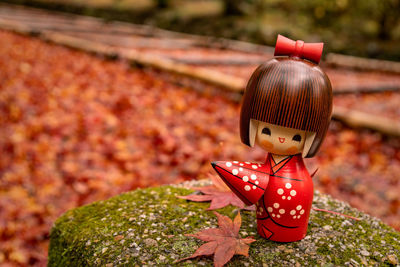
[177,211,256,267]
[177,174,255,210]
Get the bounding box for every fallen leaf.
[312,208,360,221]
[114,235,124,241]
[177,174,255,210]
[177,212,256,267]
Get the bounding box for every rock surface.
[48,180,400,266]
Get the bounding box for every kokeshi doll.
[212,35,333,242]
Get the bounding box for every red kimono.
[211,153,313,242]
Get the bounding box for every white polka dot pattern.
[286,208,306,219]
[274,182,297,201]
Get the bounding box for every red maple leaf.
[177,211,256,267]
[178,174,255,210]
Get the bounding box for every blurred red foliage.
[0,30,254,266]
[0,31,399,266]
[314,121,400,231]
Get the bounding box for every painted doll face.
[255,121,306,156]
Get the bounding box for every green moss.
[49,182,400,266]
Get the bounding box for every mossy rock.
[48,180,400,266]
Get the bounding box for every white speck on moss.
[159,255,166,261]
[144,238,157,247]
[349,258,359,266]
[387,254,398,265]
[360,250,370,257]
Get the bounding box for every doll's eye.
[262,127,271,136]
[292,134,302,142]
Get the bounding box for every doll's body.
[211,35,332,242]
[259,153,312,242]
[212,153,312,242]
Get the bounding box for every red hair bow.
[274,35,324,64]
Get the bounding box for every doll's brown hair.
[240,57,332,158]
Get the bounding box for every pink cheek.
[285,146,299,154]
[260,140,274,150]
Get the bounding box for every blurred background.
[4,0,400,60]
[0,0,399,266]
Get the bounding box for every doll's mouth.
[278,137,285,143]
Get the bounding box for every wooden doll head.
[240,45,332,158]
